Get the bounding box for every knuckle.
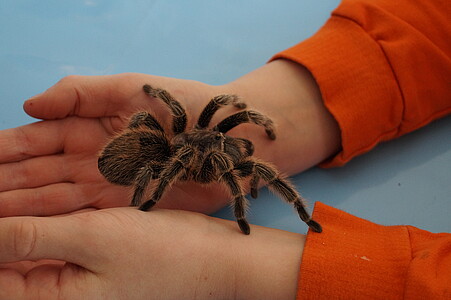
[15,126,33,158]
[14,160,31,186]
[58,75,85,115]
[58,74,81,85]
[12,220,38,259]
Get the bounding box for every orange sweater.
[273,0,451,298]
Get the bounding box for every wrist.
[231,223,305,299]
[200,216,304,300]
[220,59,341,174]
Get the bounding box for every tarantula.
[98,84,322,235]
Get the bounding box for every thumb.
[0,215,101,271]
[23,73,146,120]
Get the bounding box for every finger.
[0,183,88,217]
[0,268,25,299]
[0,259,65,276]
[0,215,100,269]
[0,264,61,299]
[23,73,147,120]
[0,263,100,299]
[0,155,71,192]
[0,120,64,163]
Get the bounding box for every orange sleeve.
[271,0,451,167]
[269,0,451,297]
[298,202,451,299]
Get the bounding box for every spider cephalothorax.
[98,84,322,234]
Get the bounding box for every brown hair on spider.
[98,84,322,235]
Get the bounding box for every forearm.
[221,59,341,175]
[204,216,306,300]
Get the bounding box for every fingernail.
[24,93,44,107]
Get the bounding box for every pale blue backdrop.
[1,0,449,233]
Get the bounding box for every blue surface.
[1,1,450,234]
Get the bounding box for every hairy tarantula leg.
[233,137,254,157]
[128,111,164,132]
[196,94,246,129]
[139,146,195,211]
[217,171,250,235]
[213,110,276,140]
[247,159,322,233]
[143,84,187,135]
[234,160,259,198]
[207,152,251,234]
[131,166,154,206]
[222,172,251,235]
[250,174,260,199]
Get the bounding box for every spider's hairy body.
[98,129,170,185]
[98,84,322,235]
[171,130,252,182]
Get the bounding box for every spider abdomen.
[98,130,171,185]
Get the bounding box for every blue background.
[1,0,450,233]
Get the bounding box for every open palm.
[0,73,229,217]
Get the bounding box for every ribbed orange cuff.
[271,16,403,167]
[297,202,411,299]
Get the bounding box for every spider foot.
[265,128,276,140]
[250,187,258,199]
[237,218,250,235]
[143,84,158,97]
[139,200,157,211]
[307,219,322,233]
[234,102,247,109]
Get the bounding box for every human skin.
[0,59,339,299]
[0,208,307,300]
[0,59,340,217]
